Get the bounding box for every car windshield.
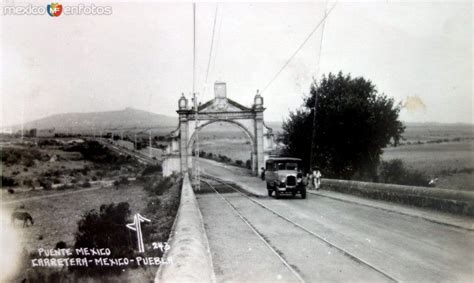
[276,162,299,171]
[286,162,298,170]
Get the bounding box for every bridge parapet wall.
[322,179,474,216]
[155,173,215,282]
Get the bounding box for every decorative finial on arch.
[254,89,263,108]
[178,93,188,110]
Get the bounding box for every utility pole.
[310,94,318,169]
[134,133,137,150]
[149,130,152,158]
[191,2,200,191]
[193,92,200,191]
[310,4,328,170]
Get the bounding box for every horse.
[11,211,34,227]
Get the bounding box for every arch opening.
[187,120,256,174]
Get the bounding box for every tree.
[280,72,404,180]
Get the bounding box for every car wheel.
[268,190,273,197]
[301,188,307,199]
[275,190,281,199]
[292,192,296,197]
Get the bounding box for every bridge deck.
[197,158,474,282]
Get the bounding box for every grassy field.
[382,141,473,191]
[2,184,148,252]
[382,141,473,174]
[1,138,181,282]
[398,123,474,143]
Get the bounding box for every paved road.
[196,158,474,282]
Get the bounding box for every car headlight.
[280,178,286,183]
[297,178,302,183]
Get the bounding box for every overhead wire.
[260,1,337,95]
[209,5,223,86]
[205,4,219,86]
[315,1,329,80]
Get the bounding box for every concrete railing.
[155,173,215,283]
[322,179,474,216]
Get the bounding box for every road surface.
[196,158,474,282]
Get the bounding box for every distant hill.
[11,108,472,141]
[15,108,178,132]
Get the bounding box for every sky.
[1,0,472,127]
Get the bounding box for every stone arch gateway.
[168,82,275,176]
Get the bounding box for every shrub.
[66,140,135,165]
[142,164,163,176]
[38,139,61,147]
[246,159,252,169]
[82,181,91,188]
[2,147,45,167]
[39,179,52,190]
[218,154,231,163]
[23,179,35,189]
[379,159,429,187]
[113,176,129,189]
[144,176,174,196]
[55,241,67,249]
[72,202,135,276]
[1,176,17,187]
[235,160,243,166]
[119,176,129,185]
[81,166,90,175]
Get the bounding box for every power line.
[315,1,329,80]
[260,1,337,94]
[205,4,219,85]
[210,6,223,84]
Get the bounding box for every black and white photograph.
[1,0,473,282]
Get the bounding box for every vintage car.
[265,157,306,199]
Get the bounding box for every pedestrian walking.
[312,168,322,190]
